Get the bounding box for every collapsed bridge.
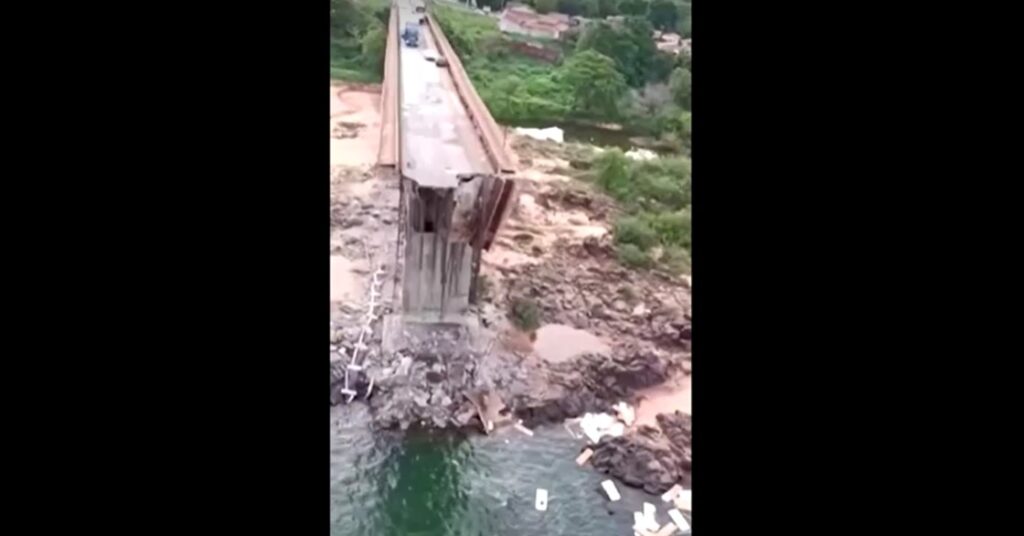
[380,0,517,327]
[333,0,518,406]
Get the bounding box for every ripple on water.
[331,408,662,535]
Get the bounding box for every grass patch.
[616,243,653,269]
[509,297,541,332]
[594,149,691,274]
[330,0,388,83]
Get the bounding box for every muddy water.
[331,405,662,536]
[635,375,692,429]
[532,324,611,363]
[330,87,381,168]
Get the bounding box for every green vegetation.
[561,51,629,119]
[432,2,694,273]
[433,3,691,151]
[593,149,691,274]
[330,0,389,83]
[576,18,662,87]
[616,243,653,268]
[520,0,690,32]
[509,297,542,331]
[475,274,493,302]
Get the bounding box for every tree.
[597,0,618,17]
[647,0,679,31]
[618,0,649,16]
[648,50,675,83]
[577,21,641,85]
[677,1,692,37]
[622,17,660,84]
[669,67,691,109]
[560,50,628,119]
[580,0,601,17]
[535,0,558,14]
[331,0,368,39]
[558,0,584,16]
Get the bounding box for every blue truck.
[402,22,419,47]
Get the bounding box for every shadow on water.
[378,431,471,536]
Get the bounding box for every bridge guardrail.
[424,11,517,174]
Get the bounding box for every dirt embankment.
[329,84,399,381]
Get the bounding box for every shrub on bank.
[616,243,653,268]
[595,149,691,274]
[509,297,541,332]
[614,216,659,251]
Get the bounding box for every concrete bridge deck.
[396,0,493,186]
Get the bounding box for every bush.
[662,245,691,274]
[509,297,541,332]
[647,208,691,249]
[594,151,691,273]
[594,149,633,200]
[360,22,386,74]
[614,216,659,251]
[474,274,492,302]
[616,243,653,268]
[633,157,691,209]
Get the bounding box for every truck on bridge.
[402,22,420,47]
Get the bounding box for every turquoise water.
[330,405,664,535]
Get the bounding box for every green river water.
[330,405,667,535]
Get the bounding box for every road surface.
[397,0,492,188]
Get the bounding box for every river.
[506,120,678,155]
[330,405,666,535]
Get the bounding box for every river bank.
[329,82,692,505]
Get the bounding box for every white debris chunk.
[643,502,657,524]
[580,412,626,444]
[667,509,690,532]
[673,489,691,512]
[633,511,659,533]
[661,484,683,503]
[625,147,658,161]
[601,479,621,501]
[514,420,534,436]
[633,512,647,531]
[614,401,636,426]
[534,488,548,511]
[514,126,564,143]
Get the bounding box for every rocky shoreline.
[330,318,692,494]
[591,412,692,495]
[329,118,693,496]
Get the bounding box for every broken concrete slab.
[601,479,621,501]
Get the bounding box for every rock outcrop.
[331,322,686,433]
[590,412,692,495]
